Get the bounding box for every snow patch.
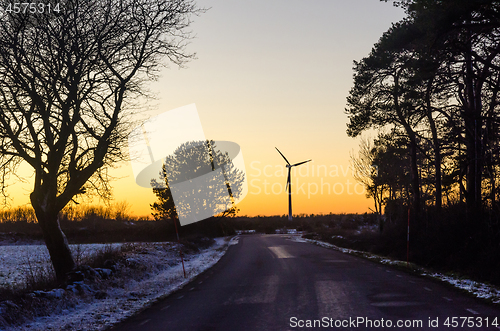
[286,235,307,243]
[228,236,239,246]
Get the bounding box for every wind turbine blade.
[275,147,291,165]
[286,168,291,190]
[291,159,312,167]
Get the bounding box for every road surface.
[108,234,500,330]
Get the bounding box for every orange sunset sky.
[8,0,406,217]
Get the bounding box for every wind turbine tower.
[275,147,312,221]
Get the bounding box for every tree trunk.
[485,71,500,210]
[488,154,496,209]
[393,70,421,223]
[463,17,484,216]
[430,121,442,210]
[426,78,442,210]
[31,193,75,282]
[463,95,483,215]
[408,132,421,216]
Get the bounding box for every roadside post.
[174,216,187,278]
[407,206,410,267]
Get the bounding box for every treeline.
[0,203,158,243]
[233,214,376,234]
[348,0,500,279]
[0,206,37,223]
[0,203,238,242]
[0,202,138,224]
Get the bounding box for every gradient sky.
[9,0,406,217]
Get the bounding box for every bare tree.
[350,137,381,215]
[0,0,201,281]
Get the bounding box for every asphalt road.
[108,234,500,330]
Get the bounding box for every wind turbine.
[275,147,312,221]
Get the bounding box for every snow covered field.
[1,237,237,331]
[0,243,123,289]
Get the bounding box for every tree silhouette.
[151,140,244,224]
[350,137,382,216]
[0,0,201,281]
[348,0,500,220]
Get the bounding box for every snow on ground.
[288,235,500,304]
[0,243,123,289]
[425,273,500,304]
[2,237,235,331]
[228,236,239,246]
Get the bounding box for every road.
[108,234,500,330]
